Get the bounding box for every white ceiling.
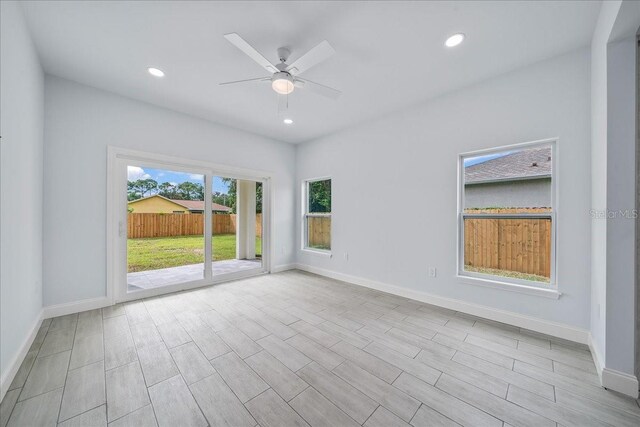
[21,1,601,143]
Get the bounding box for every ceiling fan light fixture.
[271,72,295,95]
[445,33,465,47]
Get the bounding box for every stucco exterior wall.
[128,196,189,213]
[464,178,551,209]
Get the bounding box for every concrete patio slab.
[127,259,262,291]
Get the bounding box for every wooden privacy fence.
[307,216,331,249]
[128,213,262,238]
[463,208,551,278]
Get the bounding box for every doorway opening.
[211,177,263,276]
[110,149,270,302]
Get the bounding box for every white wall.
[43,76,296,306]
[589,0,622,372]
[605,36,636,376]
[0,1,44,384]
[296,49,591,330]
[589,1,640,391]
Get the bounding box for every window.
[459,140,556,288]
[304,178,331,251]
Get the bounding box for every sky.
[464,151,511,167]
[127,166,230,194]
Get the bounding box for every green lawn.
[464,265,549,283]
[128,234,261,273]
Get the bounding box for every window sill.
[301,248,332,258]
[456,275,561,299]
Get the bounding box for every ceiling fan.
[220,33,341,100]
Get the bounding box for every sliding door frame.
[107,146,273,304]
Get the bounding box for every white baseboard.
[601,368,639,398]
[1,309,43,402]
[42,296,112,319]
[272,263,297,273]
[588,333,639,398]
[588,333,605,383]
[294,263,590,344]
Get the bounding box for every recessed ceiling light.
[445,33,465,48]
[148,67,165,77]
[283,118,294,125]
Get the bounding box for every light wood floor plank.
[451,351,555,400]
[506,384,607,427]
[3,270,638,427]
[554,387,640,427]
[393,372,501,427]
[297,362,378,424]
[435,374,554,427]
[333,360,420,422]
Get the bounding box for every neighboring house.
[128,194,232,214]
[173,199,232,214]
[464,147,551,209]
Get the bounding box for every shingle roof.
[465,146,552,184]
[170,199,231,212]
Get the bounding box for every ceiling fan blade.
[285,40,335,75]
[219,77,270,86]
[295,78,341,100]
[224,33,278,74]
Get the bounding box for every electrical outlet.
[344,252,349,261]
[428,267,437,278]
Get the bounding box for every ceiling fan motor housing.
[277,47,291,63]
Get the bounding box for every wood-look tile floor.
[2,270,640,427]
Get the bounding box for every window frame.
[302,177,332,255]
[457,138,558,295]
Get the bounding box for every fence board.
[128,213,262,238]
[307,217,331,249]
[463,208,551,279]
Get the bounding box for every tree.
[256,182,262,214]
[158,182,179,199]
[308,179,331,212]
[127,181,141,201]
[212,191,229,207]
[127,178,158,200]
[126,176,262,213]
[221,178,237,213]
[138,179,158,197]
[176,181,204,201]
[214,179,262,214]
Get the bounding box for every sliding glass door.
[112,150,269,302]
[126,164,208,292]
